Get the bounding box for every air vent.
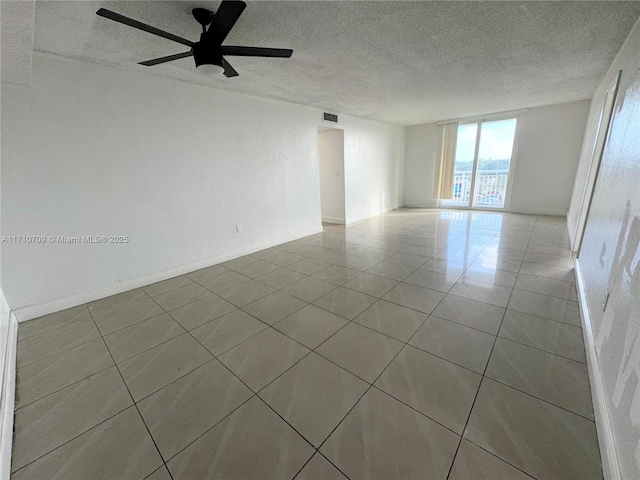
[323,113,338,123]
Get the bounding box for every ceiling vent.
[323,113,338,123]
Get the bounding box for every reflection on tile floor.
[12,209,601,479]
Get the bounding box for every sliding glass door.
[442,117,517,210]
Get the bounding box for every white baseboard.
[0,311,18,480]
[574,259,620,480]
[322,216,345,225]
[508,207,568,216]
[346,204,401,225]
[401,202,438,209]
[13,226,322,322]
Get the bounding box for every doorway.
[441,117,518,210]
[571,71,621,254]
[317,127,345,224]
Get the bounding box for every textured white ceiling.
[23,1,640,124]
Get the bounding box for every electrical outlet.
[236,225,243,233]
[603,289,610,311]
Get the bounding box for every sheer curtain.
[437,122,458,200]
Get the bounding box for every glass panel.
[472,118,517,209]
[442,123,477,208]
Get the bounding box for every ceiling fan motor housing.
[193,42,224,69]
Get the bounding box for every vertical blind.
[437,122,459,200]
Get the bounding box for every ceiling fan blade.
[96,8,194,47]
[221,46,293,58]
[139,51,193,66]
[207,1,246,43]
[222,58,239,77]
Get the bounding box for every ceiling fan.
[96,0,293,77]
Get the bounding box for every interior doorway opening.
[317,127,346,224]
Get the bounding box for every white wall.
[0,288,17,480]
[318,115,404,224]
[572,18,640,480]
[1,53,404,318]
[318,129,345,224]
[402,100,590,215]
[509,101,590,215]
[403,123,439,208]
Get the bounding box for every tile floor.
[11,209,601,479]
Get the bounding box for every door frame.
[571,71,622,255]
[438,113,522,212]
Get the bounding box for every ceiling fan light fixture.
[193,43,224,76]
[197,63,224,76]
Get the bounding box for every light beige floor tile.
[219,328,309,391]
[508,289,580,325]
[12,407,162,480]
[91,295,164,336]
[168,294,237,331]
[12,367,132,471]
[145,466,173,480]
[515,273,577,300]
[242,291,307,325]
[142,276,194,297]
[296,454,347,479]
[353,299,426,342]
[197,270,251,293]
[321,388,459,479]
[150,283,212,311]
[499,310,586,362]
[17,316,100,367]
[18,305,92,341]
[335,254,385,271]
[15,338,113,408]
[486,338,593,419]
[268,251,307,266]
[461,267,517,288]
[404,269,459,292]
[87,288,148,318]
[382,282,445,314]
[185,264,229,283]
[118,334,213,401]
[287,258,332,275]
[344,273,398,297]
[167,397,313,479]
[259,353,368,446]
[410,316,495,373]
[274,304,348,349]
[470,256,522,273]
[104,313,184,363]
[450,279,512,307]
[465,379,601,480]
[283,276,338,302]
[519,261,575,282]
[256,267,306,289]
[432,295,505,334]
[367,260,417,280]
[217,279,276,307]
[375,346,481,433]
[221,255,260,270]
[312,266,361,285]
[523,251,573,267]
[313,287,378,320]
[191,309,267,355]
[235,260,281,278]
[316,322,403,382]
[251,246,284,260]
[138,361,253,459]
[420,257,468,276]
[449,440,533,480]
[386,252,429,267]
